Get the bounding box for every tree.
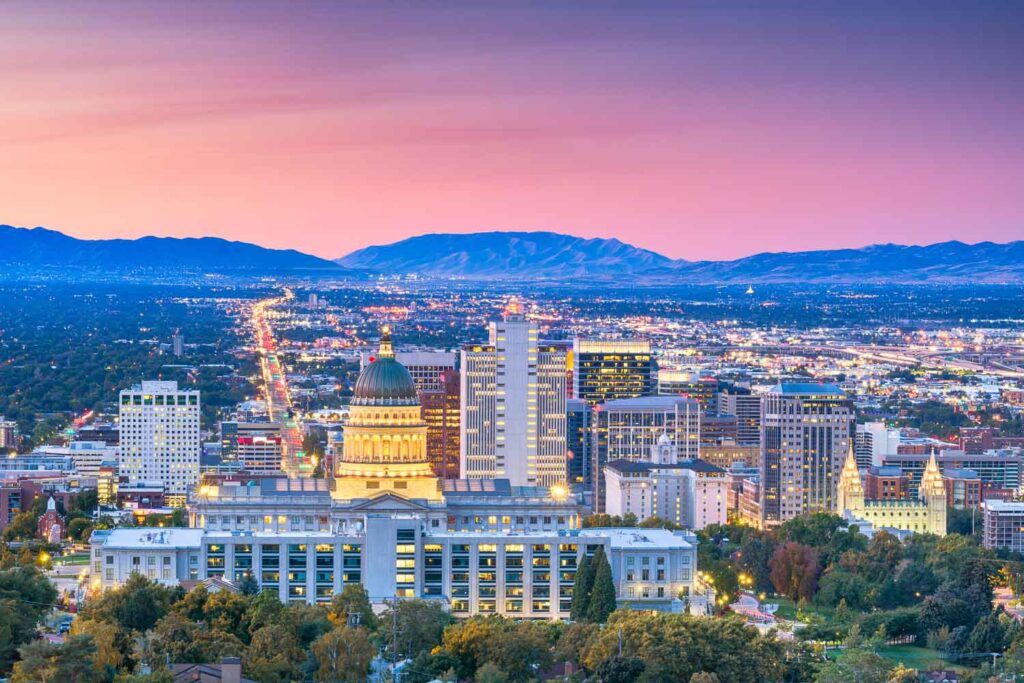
[236,573,259,596]
[595,656,646,683]
[474,662,510,683]
[965,609,1010,662]
[570,553,594,621]
[11,635,101,683]
[812,629,893,683]
[769,542,819,601]
[0,564,59,674]
[311,626,375,683]
[690,674,720,683]
[328,583,377,630]
[439,617,554,682]
[67,518,94,543]
[80,573,179,633]
[378,599,452,660]
[243,624,306,683]
[587,547,617,623]
[71,618,126,673]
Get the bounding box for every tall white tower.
[460,305,566,487]
[118,380,200,506]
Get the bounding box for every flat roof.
[97,528,205,550]
[771,382,844,396]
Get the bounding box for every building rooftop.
[578,527,696,550]
[95,528,205,550]
[771,382,844,396]
[606,458,726,475]
[597,396,699,410]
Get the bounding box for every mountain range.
[3,224,1023,283]
[337,231,1024,284]
[0,225,338,273]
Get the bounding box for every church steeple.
[837,443,864,514]
[919,452,945,500]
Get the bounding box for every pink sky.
[1,2,1022,260]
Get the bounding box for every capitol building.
[92,331,703,618]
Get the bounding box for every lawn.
[876,645,969,673]
[769,596,832,622]
[58,552,90,566]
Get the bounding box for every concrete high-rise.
[590,396,700,511]
[118,380,201,506]
[221,421,283,474]
[572,339,653,405]
[718,388,761,447]
[460,312,567,487]
[760,383,853,528]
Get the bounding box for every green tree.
[587,547,617,623]
[594,656,646,683]
[11,635,101,683]
[66,518,94,543]
[690,673,720,683]
[311,626,375,683]
[80,573,180,633]
[243,624,306,683]
[569,552,594,621]
[328,583,377,630]
[378,599,453,660]
[0,564,59,674]
[474,661,510,683]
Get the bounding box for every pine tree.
[570,553,594,621]
[587,547,617,624]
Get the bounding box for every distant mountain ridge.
[337,231,1024,284]
[0,225,340,272]
[336,231,675,277]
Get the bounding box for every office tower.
[0,417,16,451]
[566,399,592,486]
[760,383,853,528]
[220,422,283,474]
[657,372,719,412]
[700,413,739,446]
[360,350,456,393]
[572,339,653,405]
[718,388,761,447]
[590,396,701,512]
[118,380,201,506]
[854,422,900,468]
[308,292,319,309]
[421,369,461,480]
[460,313,567,487]
[172,331,184,358]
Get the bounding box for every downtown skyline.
[2,1,1022,261]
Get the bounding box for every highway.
[252,289,311,477]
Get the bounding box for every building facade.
[604,435,729,529]
[760,383,853,528]
[590,396,700,512]
[118,381,200,506]
[460,314,567,487]
[572,339,653,405]
[221,422,283,474]
[837,448,946,536]
[421,369,461,480]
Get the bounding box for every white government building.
[92,331,705,618]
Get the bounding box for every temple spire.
[920,452,945,500]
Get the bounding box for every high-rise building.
[760,383,853,528]
[360,350,456,393]
[590,396,700,512]
[220,422,283,474]
[0,417,16,451]
[460,313,567,487]
[566,399,592,486]
[854,422,901,468]
[118,380,201,506]
[657,372,719,412]
[572,339,653,405]
[172,331,185,358]
[421,369,461,480]
[718,389,761,447]
[699,413,739,446]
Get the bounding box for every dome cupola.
[352,326,419,407]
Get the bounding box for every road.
[252,290,311,477]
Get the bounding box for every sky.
[1,1,1022,261]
